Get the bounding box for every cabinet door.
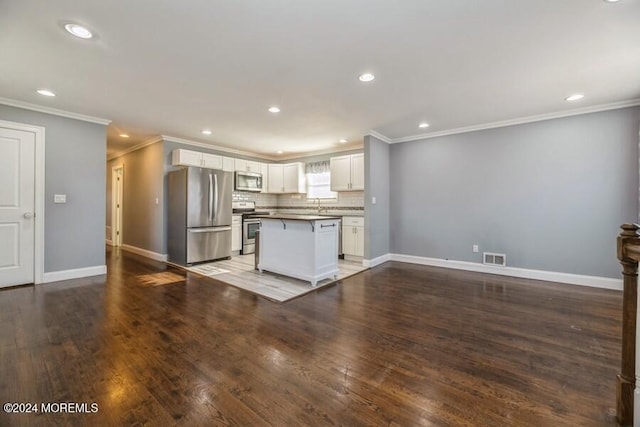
[232,224,242,251]
[330,155,351,191]
[246,161,261,173]
[234,159,248,172]
[342,225,357,256]
[172,149,202,167]
[201,153,223,170]
[222,156,235,172]
[354,226,364,256]
[350,153,365,191]
[267,164,283,193]
[282,163,300,193]
[260,163,269,194]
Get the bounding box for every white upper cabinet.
[235,158,261,173]
[267,163,306,193]
[172,149,223,170]
[260,162,269,194]
[222,156,235,172]
[267,164,283,193]
[330,153,364,191]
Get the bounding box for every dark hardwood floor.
[0,247,622,426]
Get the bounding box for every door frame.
[111,164,124,246]
[0,119,45,284]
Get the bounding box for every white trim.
[390,254,623,290]
[121,244,168,262]
[277,144,365,161]
[0,119,45,285]
[161,135,278,160]
[365,130,393,144]
[0,97,111,125]
[390,99,640,144]
[42,265,107,283]
[363,253,391,268]
[107,136,163,160]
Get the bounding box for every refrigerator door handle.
[208,173,213,222]
[213,173,218,220]
[188,227,232,233]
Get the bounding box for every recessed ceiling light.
[268,106,281,113]
[201,129,212,135]
[36,89,55,97]
[119,134,129,138]
[603,0,621,3]
[64,23,93,39]
[339,139,348,143]
[358,73,375,82]
[418,122,430,129]
[565,94,584,102]
[276,150,283,154]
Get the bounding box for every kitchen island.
[255,214,341,286]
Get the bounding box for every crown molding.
[107,135,164,160]
[160,135,279,160]
[390,99,640,144]
[365,130,393,144]
[277,144,364,161]
[0,97,111,125]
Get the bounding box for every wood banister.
[617,223,640,426]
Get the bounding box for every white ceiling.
[1,0,639,158]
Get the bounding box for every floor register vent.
[483,252,506,267]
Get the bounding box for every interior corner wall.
[0,104,107,273]
[364,135,390,260]
[390,106,640,279]
[107,141,165,255]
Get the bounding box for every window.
[305,161,337,200]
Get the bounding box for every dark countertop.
[253,214,341,221]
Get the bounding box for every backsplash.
[232,190,364,216]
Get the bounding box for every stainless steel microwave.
[234,171,263,192]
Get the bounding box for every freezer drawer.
[187,227,231,264]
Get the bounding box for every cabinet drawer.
[342,216,364,227]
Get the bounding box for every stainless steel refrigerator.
[168,167,233,265]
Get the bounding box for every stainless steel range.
[232,201,272,255]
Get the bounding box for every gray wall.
[0,105,107,272]
[390,106,640,278]
[108,141,165,254]
[364,135,390,259]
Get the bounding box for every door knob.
[23,212,34,219]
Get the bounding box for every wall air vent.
[483,252,506,267]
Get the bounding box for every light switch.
[155,197,159,205]
[54,194,67,204]
[372,197,377,204]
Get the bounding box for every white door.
[0,127,35,287]
[112,166,124,246]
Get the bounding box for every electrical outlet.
[54,194,67,204]
[473,244,479,253]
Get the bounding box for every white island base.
[257,216,340,286]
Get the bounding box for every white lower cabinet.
[342,216,364,257]
[232,215,242,252]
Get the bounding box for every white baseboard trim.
[363,253,392,268]
[42,265,107,284]
[121,244,168,262]
[390,254,623,290]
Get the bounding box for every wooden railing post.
[617,223,640,426]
